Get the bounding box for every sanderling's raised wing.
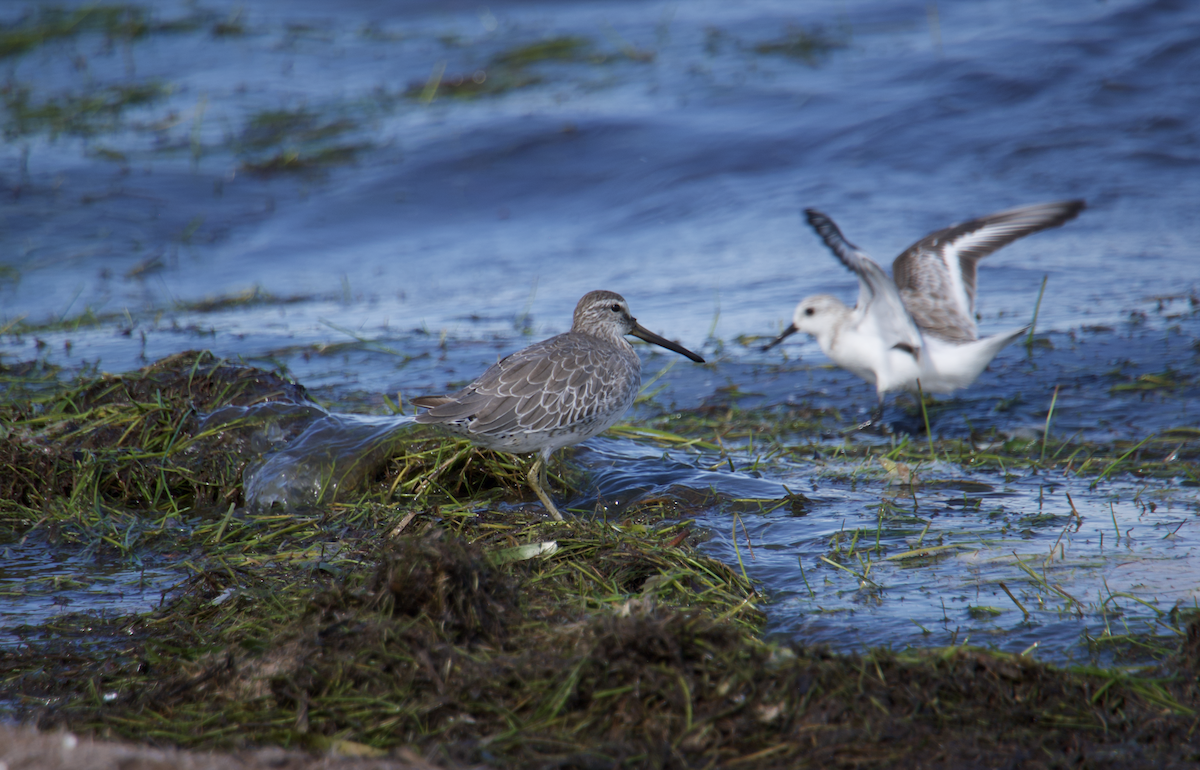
[805,208,922,358]
[891,200,1085,343]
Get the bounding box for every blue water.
[0,540,179,648]
[2,0,1198,663]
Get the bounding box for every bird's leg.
[527,454,563,521]
[843,398,887,435]
[916,379,935,436]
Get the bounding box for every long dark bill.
[761,323,799,352]
[630,323,705,363]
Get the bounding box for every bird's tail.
[924,326,1027,392]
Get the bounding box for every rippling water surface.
[2,0,1198,663]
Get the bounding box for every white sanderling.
[765,200,1085,402]
[412,290,705,520]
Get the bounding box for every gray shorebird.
[765,200,1085,401]
[412,290,705,520]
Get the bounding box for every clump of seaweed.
[492,36,592,67]
[0,5,151,59]
[240,145,366,174]
[240,109,356,151]
[0,351,304,513]
[367,531,515,642]
[1109,367,1193,393]
[237,107,370,176]
[628,399,1200,487]
[0,351,574,553]
[0,289,320,342]
[412,65,539,100]
[0,5,219,60]
[7,513,1199,767]
[754,25,849,66]
[2,81,171,139]
[408,35,624,102]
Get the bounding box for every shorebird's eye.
[804,307,815,316]
[610,303,621,312]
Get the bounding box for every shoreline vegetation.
[2,351,1198,768]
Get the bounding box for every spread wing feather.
[805,209,923,357]
[891,200,1085,342]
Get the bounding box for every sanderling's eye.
[804,307,816,316]
[610,303,621,312]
